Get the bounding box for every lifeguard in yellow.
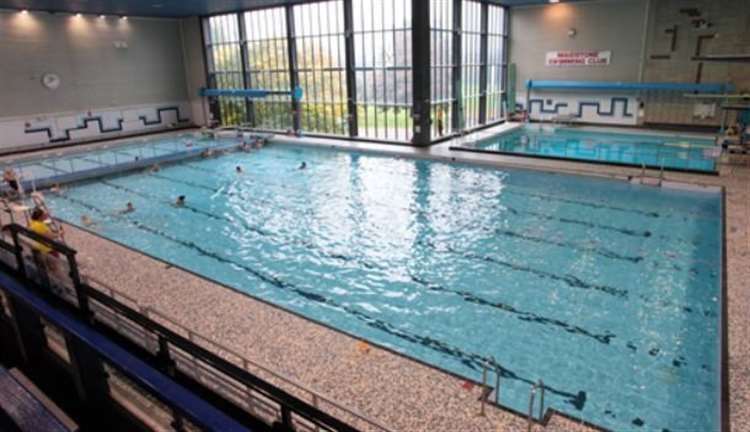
[28,208,59,256]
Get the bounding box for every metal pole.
[480,361,488,416]
[538,380,545,420]
[285,5,301,134]
[343,0,358,137]
[527,384,537,432]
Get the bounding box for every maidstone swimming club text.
[545,51,611,67]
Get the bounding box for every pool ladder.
[638,161,665,187]
[480,360,545,432]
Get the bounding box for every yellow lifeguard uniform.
[28,220,52,254]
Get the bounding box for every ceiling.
[0,0,585,18]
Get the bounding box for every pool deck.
[4,124,748,431]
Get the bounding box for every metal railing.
[479,359,548,432]
[2,136,236,194]
[0,222,393,432]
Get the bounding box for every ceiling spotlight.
[120,16,128,20]
[75,12,82,17]
[99,14,106,19]
[549,0,560,3]
[20,9,29,14]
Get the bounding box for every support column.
[343,0,359,137]
[285,6,302,134]
[411,0,432,146]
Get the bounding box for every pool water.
[44,141,722,431]
[458,126,719,173]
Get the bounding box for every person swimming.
[236,166,243,174]
[81,215,96,227]
[174,195,186,207]
[50,183,64,195]
[119,202,135,214]
[150,164,161,173]
[298,161,307,170]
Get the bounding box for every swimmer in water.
[119,202,135,214]
[150,164,161,173]
[50,183,63,195]
[174,195,186,207]
[81,215,96,227]
[298,161,307,170]
[236,166,243,174]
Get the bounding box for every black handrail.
[0,223,362,432]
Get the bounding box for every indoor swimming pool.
[40,139,722,432]
[455,125,719,173]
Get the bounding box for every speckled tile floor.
[7,127,748,432]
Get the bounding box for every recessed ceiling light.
[120,16,128,20]
[20,9,28,14]
[75,12,82,17]
[99,14,106,19]
[550,0,560,3]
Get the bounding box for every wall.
[509,0,648,86]
[0,10,194,152]
[509,0,750,127]
[640,0,750,125]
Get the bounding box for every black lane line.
[501,205,652,238]
[489,229,643,264]
[177,161,655,244]
[150,171,644,264]
[98,179,621,347]
[99,179,379,269]
[500,189,659,219]
[140,170,714,320]
[422,239,629,299]
[55,193,588,411]
[408,274,616,345]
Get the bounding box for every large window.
[352,0,413,142]
[202,1,507,143]
[486,4,506,123]
[243,8,292,131]
[430,0,454,139]
[293,1,348,136]
[204,14,247,126]
[461,0,483,130]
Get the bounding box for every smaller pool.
[453,125,719,173]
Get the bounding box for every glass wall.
[352,0,413,141]
[204,14,247,126]
[293,1,348,136]
[243,8,292,131]
[486,4,506,123]
[461,0,483,130]
[202,0,507,143]
[430,0,454,139]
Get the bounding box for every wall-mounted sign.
[545,51,611,67]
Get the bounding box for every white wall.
[509,0,750,127]
[509,0,648,90]
[0,10,194,152]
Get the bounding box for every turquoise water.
[463,126,718,173]
[43,141,722,431]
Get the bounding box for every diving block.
[200,85,304,101]
[526,80,734,94]
[0,367,79,432]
